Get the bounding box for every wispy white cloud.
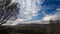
[3,0,44,25]
[13,0,43,21]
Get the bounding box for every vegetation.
[0,19,60,34]
[49,19,60,34]
[0,0,19,25]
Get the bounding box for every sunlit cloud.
[42,15,56,21]
[42,11,60,21]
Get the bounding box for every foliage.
[49,19,60,34]
[49,19,60,25]
[0,0,19,25]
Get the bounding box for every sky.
[3,0,60,25]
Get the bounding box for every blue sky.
[32,0,60,20]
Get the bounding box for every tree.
[49,19,54,34]
[0,0,19,25]
[49,19,60,34]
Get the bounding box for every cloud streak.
[13,0,44,21]
[3,0,44,25]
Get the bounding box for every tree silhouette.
[49,19,54,34]
[49,19,60,34]
[0,0,19,25]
